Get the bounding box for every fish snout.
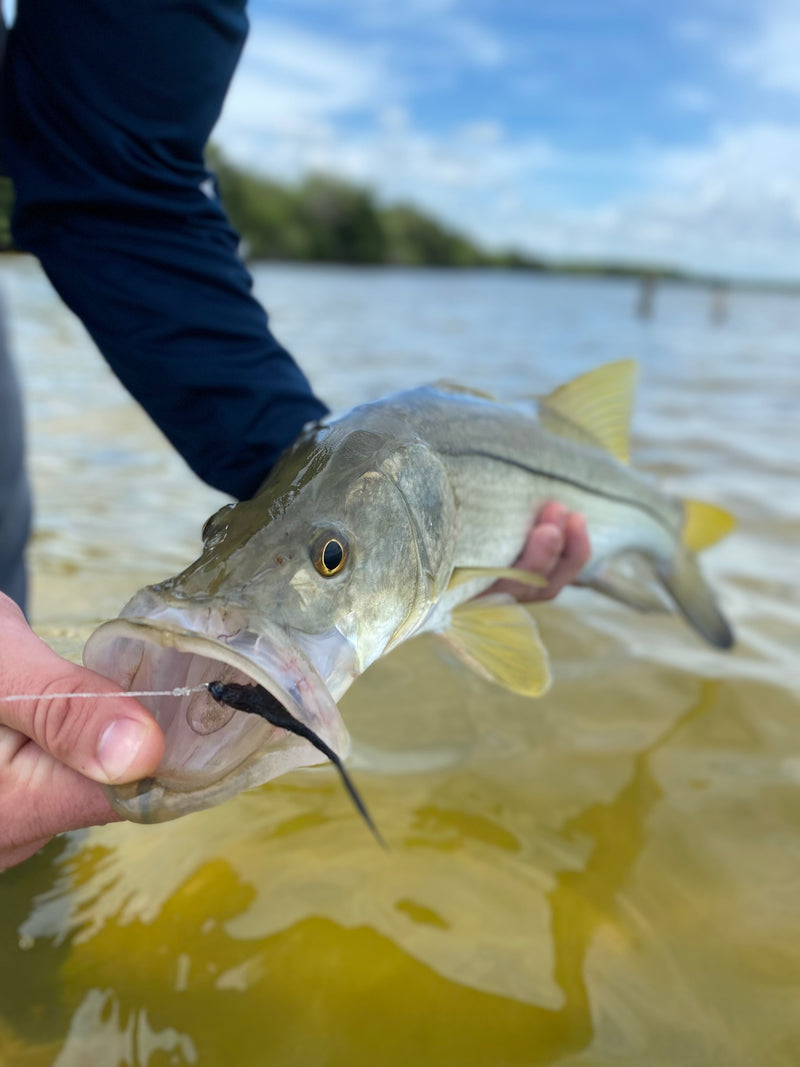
[83,604,350,823]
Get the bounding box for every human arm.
[1,0,328,500]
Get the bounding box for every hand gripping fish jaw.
[83,602,357,826]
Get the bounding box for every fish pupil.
[322,539,344,573]
[310,529,349,577]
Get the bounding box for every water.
[1,256,798,1066]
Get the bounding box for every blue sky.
[214,0,800,280]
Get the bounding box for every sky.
[214,0,800,280]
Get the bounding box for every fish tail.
[657,548,733,648]
[656,497,736,649]
[681,499,737,552]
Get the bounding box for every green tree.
[297,174,386,263]
[382,203,487,266]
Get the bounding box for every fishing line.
[2,681,386,847]
[0,684,209,702]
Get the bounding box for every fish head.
[83,418,456,822]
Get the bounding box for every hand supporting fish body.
[84,361,735,823]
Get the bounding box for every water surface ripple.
[1,258,798,1066]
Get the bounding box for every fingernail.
[97,718,149,782]
[540,524,563,554]
[551,504,568,529]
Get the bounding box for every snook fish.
[84,361,735,823]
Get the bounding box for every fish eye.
[310,531,349,577]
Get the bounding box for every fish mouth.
[82,596,352,823]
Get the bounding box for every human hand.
[491,501,591,602]
[0,594,164,870]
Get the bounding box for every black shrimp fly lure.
[207,680,385,848]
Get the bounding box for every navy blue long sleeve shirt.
[0,0,329,501]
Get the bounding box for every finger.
[489,505,590,603]
[513,503,568,573]
[0,741,120,869]
[1,836,52,871]
[488,503,567,601]
[0,597,164,784]
[1,676,164,785]
[535,500,569,535]
[535,512,592,600]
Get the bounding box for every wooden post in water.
[636,275,657,319]
[710,281,729,325]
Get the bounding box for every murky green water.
[1,258,798,1065]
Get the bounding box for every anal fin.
[579,559,671,614]
[448,566,548,592]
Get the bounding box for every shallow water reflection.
[1,259,799,1065]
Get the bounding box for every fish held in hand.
[83,360,735,824]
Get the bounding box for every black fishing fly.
[207,680,385,848]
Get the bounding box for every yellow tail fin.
[683,500,736,553]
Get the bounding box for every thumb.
[0,598,164,784]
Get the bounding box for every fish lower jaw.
[83,615,349,824]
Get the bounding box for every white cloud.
[216,25,557,195]
[675,0,800,99]
[218,65,800,279]
[308,0,507,68]
[444,17,506,68]
[475,122,800,279]
[212,4,800,280]
[218,20,391,133]
[725,0,800,95]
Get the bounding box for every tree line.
[0,150,540,267]
[2,153,784,292]
[206,147,544,269]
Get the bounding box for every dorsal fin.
[433,380,498,401]
[539,360,637,463]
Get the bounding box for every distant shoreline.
[243,256,800,296]
[2,156,798,296]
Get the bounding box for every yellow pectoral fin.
[682,499,737,552]
[439,595,552,697]
[447,566,548,592]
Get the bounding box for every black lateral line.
[439,447,675,535]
